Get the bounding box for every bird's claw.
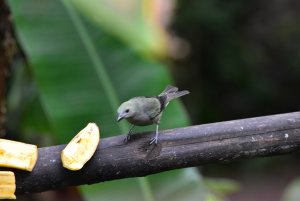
[123,134,131,143]
[149,136,158,145]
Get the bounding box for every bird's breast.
[126,115,153,126]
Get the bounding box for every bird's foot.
[123,134,131,143]
[149,136,158,145]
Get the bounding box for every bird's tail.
[159,85,190,103]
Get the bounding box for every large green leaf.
[9,0,205,201]
[70,0,169,57]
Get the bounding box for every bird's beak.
[117,113,125,122]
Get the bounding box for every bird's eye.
[125,109,129,113]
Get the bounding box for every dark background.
[172,1,300,200]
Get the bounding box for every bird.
[117,85,190,144]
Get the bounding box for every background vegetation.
[4,0,300,201]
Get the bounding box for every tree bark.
[0,0,13,136]
[12,111,300,195]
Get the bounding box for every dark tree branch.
[0,0,15,136]
[13,112,300,195]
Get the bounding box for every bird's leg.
[124,125,135,143]
[149,124,159,145]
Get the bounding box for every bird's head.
[117,101,136,122]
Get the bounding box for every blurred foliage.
[6,0,239,201]
[204,178,240,199]
[9,0,188,142]
[171,1,300,200]
[172,0,300,124]
[69,0,171,58]
[282,178,300,201]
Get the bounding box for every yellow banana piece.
[0,139,38,171]
[61,123,100,171]
[0,171,16,199]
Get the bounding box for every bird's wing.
[156,95,168,111]
[142,97,161,120]
[159,85,190,104]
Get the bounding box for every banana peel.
[0,171,16,199]
[0,139,38,171]
[61,123,100,171]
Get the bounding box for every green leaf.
[282,178,300,201]
[204,178,240,198]
[69,0,169,57]
[149,168,206,201]
[9,0,204,201]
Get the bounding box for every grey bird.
[117,85,190,144]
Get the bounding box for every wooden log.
[13,112,300,195]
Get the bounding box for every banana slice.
[0,139,38,171]
[0,171,16,199]
[61,123,100,171]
